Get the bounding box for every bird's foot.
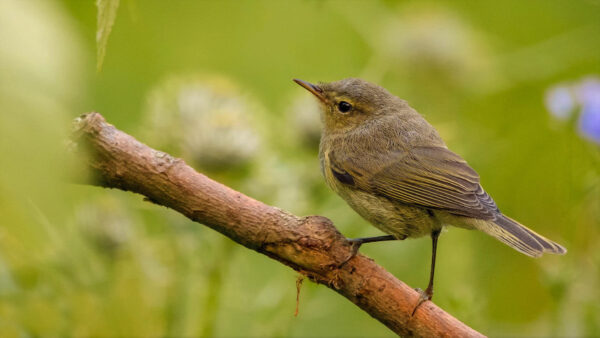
[338,238,363,267]
[411,287,433,316]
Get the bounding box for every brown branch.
[71,112,484,337]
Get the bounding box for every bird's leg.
[339,235,400,266]
[347,235,399,256]
[412,229,441,316]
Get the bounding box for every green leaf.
[96,0,120,72]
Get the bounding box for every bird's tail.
[476,215,567,257]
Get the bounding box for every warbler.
[294,78,566,306]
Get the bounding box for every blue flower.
[575,77,600,144]
[575,77,600,107]
[578,100,600,144]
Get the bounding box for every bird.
[293,77,566,308]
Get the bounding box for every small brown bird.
[294,78,566,306]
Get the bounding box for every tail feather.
[476,215,567,257]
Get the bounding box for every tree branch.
[71,112,484,337]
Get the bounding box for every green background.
[1,0,599,336]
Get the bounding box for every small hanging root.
[295,275,305,317]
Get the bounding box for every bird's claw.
[338,239,363,267]
[411,287,432,316]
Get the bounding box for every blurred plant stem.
[198,238,235,337]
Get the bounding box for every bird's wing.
[330,146,499,220]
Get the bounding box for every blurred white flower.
[545,85,575,120]
[376,3,498,91]
[76,197,134,254]
[143,75,263,170]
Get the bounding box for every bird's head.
[294,78,405,134]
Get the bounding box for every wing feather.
[333,146,499,220]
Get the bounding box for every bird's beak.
[293,79,326,103]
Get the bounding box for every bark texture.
[71,112,484,337]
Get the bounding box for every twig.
[71,112,485,337]
[295,275,304,317]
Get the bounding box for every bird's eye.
[337,101,352,113]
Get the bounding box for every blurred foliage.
[0,0,599,336]
[95,0,120,71]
